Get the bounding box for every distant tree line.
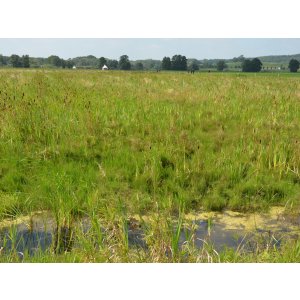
[3,54,30,68]
[47,55,74,69]
[0,53,299,73]
[162,55,187,70]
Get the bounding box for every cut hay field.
[0,69,299,262]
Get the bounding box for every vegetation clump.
[242,58,262,72]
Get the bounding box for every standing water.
[0,207,299,257]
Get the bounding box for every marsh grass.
[0,69,300,262]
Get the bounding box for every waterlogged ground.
[0,207,299,261]
[0,70,300,262]
[184,207,300,251]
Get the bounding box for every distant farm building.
[102,65,108,70]
[72,66,77,69]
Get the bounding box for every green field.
[0,69,299,262]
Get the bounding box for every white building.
[102,65,108,70]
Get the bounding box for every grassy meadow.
[0,69,300,262]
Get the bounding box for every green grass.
[0,69,300,262]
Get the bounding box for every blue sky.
[1,39,300,60]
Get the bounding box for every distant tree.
[242,58,262,72]
[137,59,161,70]
[98,57,107,69]
[232,55,245,62]
[61,59,66,69]
[22,55,30,68]
[216,60,227,71]
[107,59,119,70]
[48,55,62,67]
[187,59,199,71]
[288,59,300,72]
[71,55,98,68]
[119,55,131,70]
[202,59,214,69]
[239,55,245,62]
[0,54,5,66]
[171,55,187,71]
[66,59,73,69]
[242,59,252,72]
[135,62,144,70]
[10,54,22,68]
[251,58,262,72]
[191,62,199,71]
[162,57,172,70]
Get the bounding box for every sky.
[1,39,300,60]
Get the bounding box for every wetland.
[0,70,299,262]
